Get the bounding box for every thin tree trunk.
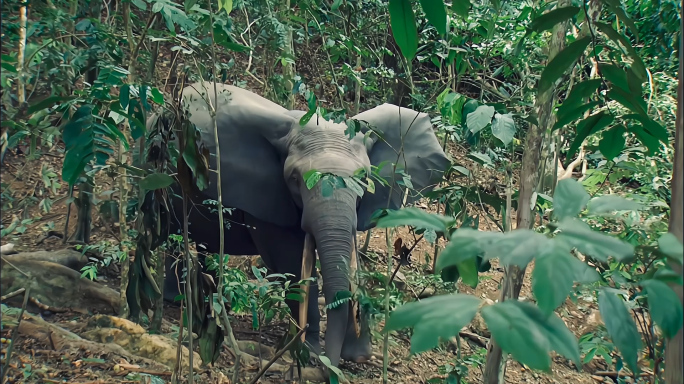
[482,1,572,381]
[17,2,27,105]
[283,0,295,109]
[664,4,683,381]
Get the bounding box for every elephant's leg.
[340,303,373,362]
[243,213,322,355]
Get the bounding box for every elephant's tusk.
[350,235,361,338]
[298,233,316,342]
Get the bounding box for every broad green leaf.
[533,244,590,314]
[586,194,643,214]
[342,177,365,197]
[594,22,646,81]
[658,233,683,264]
[217,0,233,13]
[482,301,580,371]
[556,218,634,262]
[299,108,316,126]
[628,124,661,155]
[389,0,418,61]
[319,355,345,383]
[598,125,626,161]
[600,0,639,43]
[467,152,493,167]
[598,289,641,373]
[599,63,630,92]
[419,0,447,36]
[528,6,580,33]
[625,66,643,95]
[304,170,322,189]
[607,87,648,116]
[642,279,683,339]
[466,105,495,134]
[553,101,600,131]
[140,173,175,190]
[654,268,684,286]
[436,228,493,271]
[375,208,453,233]
[151,88,164,104]
[538,36,591,95]
[567,111,614,162]
[452,0,470,18]
[456,256,479,288]
[28,95,76,114]
[553,178,590,220]
[624,114,669,143]
[120,84,131,109]
[557,78,602,112]
[461,99,479,121]
[384,294,481,353]
[487,230,548,268]
[491,113,516,145]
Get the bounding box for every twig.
[247,325,308,384]
[1,256,30,278]
[1,286,31,383]
[0,288,25,301]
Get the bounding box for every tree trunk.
[283,0,295,109]
[482,1,573,381]
[664,4,683,381]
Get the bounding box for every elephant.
[160,81,451,370]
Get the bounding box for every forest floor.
[0,137,619,384]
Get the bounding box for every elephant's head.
[180,82,450,368]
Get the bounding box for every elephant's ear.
[355,104,451,231]
[181,82,299,227]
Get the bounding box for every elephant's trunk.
[301,185,357,367]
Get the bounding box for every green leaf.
[491,113,516,145]
[642,279,683,339]
[533,243,592,314]
[466,105,495,134]
[342,177,365,197]
[567,111,614,163]
[304,169,322,190]
[599,0,639,43]
[28,95,76,114]
[319,355,345,383]
[594,22,646,81]
[553,178,590,220]
[624,114,669,143]
[553,101,600,131]
[586,194,643,214]
[528,6,580,33]
[599,63,630,92]
[419,0,447,36]
[628,124,661,155]
[598,288,641,373]
[557,218,634,262]
[467,152,493,167]
[217,0,233,13]
[120,84,131,110]
[485,230,548,268]
[389,0,419,61]
[151,88,164,105]
[452,0,470,18]
[538,36,591,95]
[375,208,453,234]
[384,294,481,353]
[482,301,580,371]
[607,87,648,116]
[557,78,602,113]
[139,173,175,190]
[658,233,683,264]
[598,125,626,161]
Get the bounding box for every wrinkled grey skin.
[161,81,450,370]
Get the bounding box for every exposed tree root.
[1,254,119,314]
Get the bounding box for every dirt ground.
[0,133,625,384]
